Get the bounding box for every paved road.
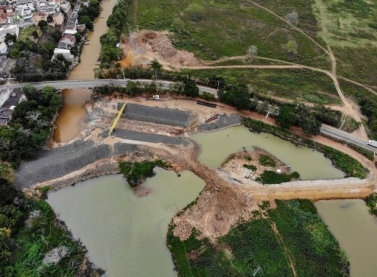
[321,124,376,152]
[6,79,376,152]
[5,79,218,96]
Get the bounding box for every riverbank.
[13,95,376,277]
[18,97,375,193]
[168,199,350,277]
[69,0,118,80]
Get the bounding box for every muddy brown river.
[54,0,117,142]
[191,126,345,180]
[316,200,377,277]
[53,89,91,142]
[69,0,116,80]
[47,169,205,277]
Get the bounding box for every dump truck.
[368,140,377,148]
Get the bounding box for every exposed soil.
[20,96,377,241]
[221,149,290,185]
[119,30,203,69]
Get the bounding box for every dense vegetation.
[365,193,377,216]
[129,0,327,67]
[0,177,103,276]
[340,80,377,140]
[119,160,169,187]
[78,0,101,30]
[9,27,71,82]
[243,164,256,171]
[98,0,131,64]
[258,170,300,184]
[0,86,63,164]
[268,200,349,276]
[243,118,368,179]
[167,199,349,276]
[258,154,276,167]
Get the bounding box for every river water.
[316,200,377,277]
[54,0,117,142]
[69,0,116,80]
[53,89,91,142]
[191,125,344,180]
[47,169,205,277]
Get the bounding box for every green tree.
[74,33,81,43]
[4,33,17,47]
[298,114,321,135]
[151,59,162,80]
[79,15,93,30]
[0,178,19,206]
[47,14,53,23]
[126,81,138,96]
[151,59,162,71]
[184,79,199,97]
[31,30,39,39]
[38,20,48,32]
[276,105,296,128]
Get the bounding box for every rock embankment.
[113,129,190,146]
[121,103,192,127]
[16,141,141,188]
[198,114,241,132]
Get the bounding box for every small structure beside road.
[0,87,24,125]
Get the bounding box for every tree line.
[9,26,70,82]
[0,86,63,164]
[95,64,342,135]
[98,0,131,65]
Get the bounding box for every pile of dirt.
[120,30,203,68]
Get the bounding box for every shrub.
[259,154,276,167]
[119,160,169,187]
[258,170,300,184]
[243,164,256,171]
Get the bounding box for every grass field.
[167,199,349,276]
[131,0,329,67]
[311,0,377,86]
[183,68,341,104]
[18,26,41,42]
[339,79,377,139]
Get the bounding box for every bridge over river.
[4,79,218,95]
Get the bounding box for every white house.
[0,87,10,107]
[16,0,33,8]
[53,48,73,61]
[59,0,70,13]
[0,25,19,54]
[58,34,75,49]
[64,12,78,34]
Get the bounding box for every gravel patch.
[198,114,241,132]
[113,142,140,155]
[16,141,141,188]
[122,103,191,127]
[114,129,190,146]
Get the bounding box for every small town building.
[0,87,24,125]
[58,33,75,49]
[59,0,70,14]
[0,25,19,54]
[52,11,63,25]
[76,23,86,33]
[33,11,47,25]
[0,87,10,107]
[53,48,73,61]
